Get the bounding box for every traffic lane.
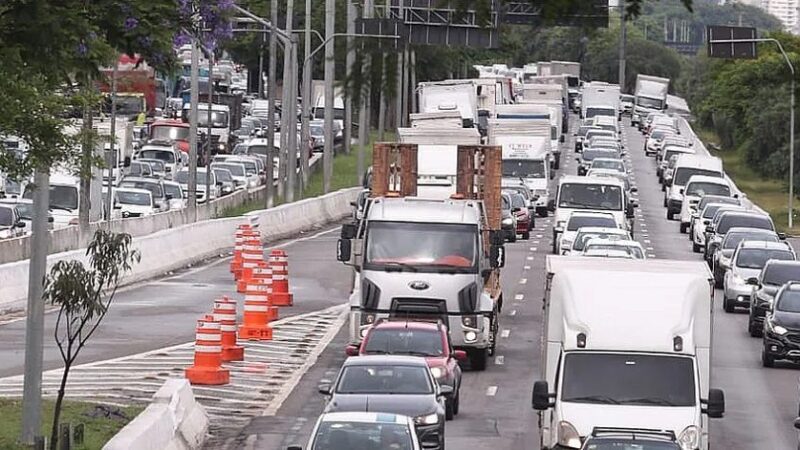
[623,120,799,448]
[0,225,351,378]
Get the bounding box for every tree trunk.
[49,361,71,450]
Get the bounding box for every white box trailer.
[537,62,552,76]
[418,80,478,128]
[397,127,482,199]
[549,61,581,88]
[497,101,563,170]
[409,111,464,129]
[632,74,670,126]
[582,82,621,120]
[532,257,724,450]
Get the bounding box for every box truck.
[631,74,670,126]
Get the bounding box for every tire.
[552,235,558,254]
[539,210,548,218]
[663,197,668,207]
[762,349,775,368]
[692,242,701,253]
[445,398,455,421]
[748,318,762,337]
[723,297,735,313]
[667,211,674,221]
[453,388,460,415]
[470,348,488,371]
[714,268,724,289]
[522,231,530,240]
[509,233,517,243]
[661,183,666,192]
[680,223,688,233]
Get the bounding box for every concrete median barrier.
[103,379,209,450]
[0,187,359,314]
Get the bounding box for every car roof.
[370,320,442,332]
[343,355,430,366]
[120,177,161,184]
[115,187,152,195]
[736,240,792,251]
[576,227,628,235]
[724,227,777,238]
[686,175,728,185]
[764,260,800,270]
[319,411,413,425]
[0,198,32,205]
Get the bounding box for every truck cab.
[182,103,231,153]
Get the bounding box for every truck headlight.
[360,313,376,326]
[464,331,477,342]
[557,421,581,448]
[677,425,700,450]
[414,413,439,426]
[430,367,445,379]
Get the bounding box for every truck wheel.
[762,349,775,368]
[470,349,488,371]
[453,388,460,415]
[680,223,688,234]
[692,242,701,253]
[663,197,667,207]
[523,231,530,240]
[723,298,735,313]
[666,211,674,221]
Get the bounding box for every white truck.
[532,257,725,450]
[631,74,670,127]
[581,82,620,121]
[549,61,581,88]
[417,80,479,128]
[495,103,561,170]
[181,103,232,152]
[524,76,569,133]
[488,120,551,217]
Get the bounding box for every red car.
[506,190,532,240]
[346,320,465,420]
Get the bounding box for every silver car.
[723,240,795,313]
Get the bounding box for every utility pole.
[410,49,417,115]
[345,0,357,155]
[280,0,295,201]
[288,40,298,200]
[267,0,278,208]
[620,5,626,82]
[357,0,373,186]
[20,170,50,445]
[258,32,265,99]
[396,49,404,129]
[205,56,214,201]
[105,61,118,222]
[188,41,199,216]
[300,0,312,191]
[78,83,92,230]
[323,0,336,193]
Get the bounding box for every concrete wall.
[0,187,358,314]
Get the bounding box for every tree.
[42,230,140,450]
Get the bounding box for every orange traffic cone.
[238,279,274,340]
[237,261,272,294]
[231,226,260,275]
[213,296,244,362]
[270,249,293,307]
[185,315,230,385]
[235,240,263,281]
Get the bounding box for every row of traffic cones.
[185,223,294,385]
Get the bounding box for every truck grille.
[390,298,447,323]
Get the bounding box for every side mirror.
[124,156,131,167]
[779,232,787,240]
[15,221,25,228]
[706,226,714,234]
[746,277,759,286]
[453,350,467,361]
[341,223,357,239]
[679,188,685,194]
[439,385,454,397]
[630,187,638,193]
[703,388,725,418]
[560,135,565,143]
[336,238,352,262]
[574,157,580,162]
[165,194,173,201]
[733,193,739,199]
[349,201,357,207]
[318,384,332,396]
[547,199,556,212]
[490,244,505,269]
[532,381,555,410]
[345,345,359,357]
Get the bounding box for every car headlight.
[557,421,581,448]
[502,218,514,226]
[770,322,789,335]
[414,413,439,426]
[217,143,225,150]
[561,240,572,249]
[464,331,477,342]
[677,425,700,450]
[0,229,11,239]
[430,367,445,379]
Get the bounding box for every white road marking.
[524,265,531,270]
[509,310,517,317]
[520,278,527,284]
[514,294,525,301]
[527,256,534,261]
[495,356,505,365]
[486,386,498,396]
[644,239,651,244]
[501,329,511,338]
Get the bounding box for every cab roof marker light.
[673,336,683,352]
[576,332,587,349]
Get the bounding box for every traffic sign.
[707,25,757,59]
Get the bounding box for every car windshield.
[163,183,183,199]
[736,248,794,269]
[723,232,778,250]
[777,290,800,313]
[584,438,680,450]
[138,149,176,164]
[558,183,623,211]
[51,185,78,210]
[247,145,269,156]
[650,130,668,140]
[365,222,477,272]
[116,190,151,206]
[364,329,444,357]
[561,353,696,406]
[718,215,773,234]
[310,125,324,136]
[664,150,690,163]
[685,182,730,197]
[336,365,433,395]
[234,160,257,175]
[142,160,165,171]
[582,150,617,162]
[13,203,33,220]
[312,421,414,450]
[574,232,625,251]
[763,264,800,286]
[196,111,228,128]
[567,216,617,231]
[214,163,245,177]
[579,126,599,137]
[592,160,624,172]
[119,181,164,199]
[151,126,190,142]
[586,243,644,259]
[699,197,739,212]
[508,193,526,209]
[673,168,721,186]
[5,180,21,195]
[0,207,13,226]
[129,163,151,177]
[502,160,545,179]
[213,169,233,182]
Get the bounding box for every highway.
[3,113,800,449]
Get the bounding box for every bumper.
[515,220,529,234]
[763,333,800,361]
[725,282,750,305]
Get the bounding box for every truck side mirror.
[703,388,725,418]
[124,156,131,167]
[345,345,359,356]
[490,244,505,269]
[337,238,352,262]
[532,381,554,410]
[341,223,357,239]
[547,199,556,212]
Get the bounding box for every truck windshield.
[561,353,696,407]
[114,96,144,115]
[503,160,545,179]
[558,183,622,211]
[196,111,228,128]
[673,168,721,186]
[585,107,615,119]
[151,126,190,141]
[365,222,478,272]
[50,186,78,211]
[637,97,664,110]
[138,150,176,164]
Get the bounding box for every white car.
[0,203,26,239]
[292,411,422,450]
[690,199,742,253]
[162,181,187,210]
[566,226,631,255]
[678,176,733,234]
[723,240,795,313]
[114,188,157,218]
[557,211,619,255]
[211,161,249,190]
[582,238,646,259]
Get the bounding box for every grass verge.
[0,398,142,449]
[697,128,799,234]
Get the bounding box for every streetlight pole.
[281,0,296,202]
[708,37,795,228]
[105,61,118,222]
[188,40,199,217]
[618,1,626,91]
[323,0,336,194]
[301,0,313,192]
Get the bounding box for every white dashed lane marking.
[495,356,505,365]
[514,294,525,301]
[486,386,498,396]
[501,329,511,338]
[520,278,527,285]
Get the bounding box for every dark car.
[762,282,800,367]
[505,190,532,240]
[705,211,776,266]
[348,320,466,420]
[749,261,800,337]
[580,428,681,450]
[501,193,517,243]
[320,355,449,449]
